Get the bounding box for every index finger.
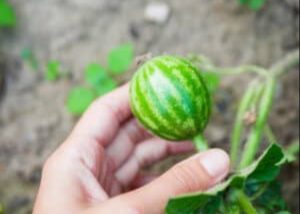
[69,83,132,147]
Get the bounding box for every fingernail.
[199,149,230,182]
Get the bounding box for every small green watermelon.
[130,55,211,141]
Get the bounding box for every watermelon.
[130,55,211,141]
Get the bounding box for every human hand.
[33,84,230,214]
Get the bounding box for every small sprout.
[46,60,61,81]
[108,43,134,74]
[0,0,16,27]
[21,48,39,71]
[84,63,117,96]
[66,87,95,116]
[85,63,108,87]
[284,141,300,163]
[94,78,117,96]
[239,0,266,10]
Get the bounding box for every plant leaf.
[94,78,117,96]
[108,43,134,74]
[239,0,266,10]
[247,145,284,182]
[165,144,285,214]
[0,0,16,27]
[284,140,299,163]
[248,0,266,10]
[66,87,95,116]
[276,211,292,214]
[21,48,39,71]
[85,63,108,87]
[226,204,241,214]
[246,180,288,212]
[46,60,61,81]
[84,63,117,96]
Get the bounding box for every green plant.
[66,87,96,116]
[238,0,266,10]
[0,0,16,27]
[66,43,134,116]
[19,44,133,116]
[21,48,39,71]
[129,50,299,213]
[21,48,63,80]
[46,60,61,81]
[108,43,134,74]
[84,63,117,96]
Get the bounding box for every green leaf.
[247,145,284,182]
[284,141,299,163]
[165,144,285,214]
[226,204,241,214]
[20,48,39,71]
[0,0,16,27]
[247,180,288,212]
[84,63,117,96]
[201,196,223,214]
[239,0,266,10]
[108,43,134,74]
[248,0,266,10]
[94,78,117,96]
[201,71,220,94]
[46,60,61,81]
[66,87,95,116]
[85,63,108,87]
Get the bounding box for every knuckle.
[42,148,67,174]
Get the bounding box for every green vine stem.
[273,49,300,77]
[264,125,278,144]
[286,140,300,156]
[230,81,259,166]
[239,50,299,169]
[190,50,299,166]
[193,134,209,151]
[214,66,268,77]
[239,77,276,168]
[285,140,300,162]
[188,54,268,77]
[235,190,258,214]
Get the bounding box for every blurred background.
[0,0,299,213]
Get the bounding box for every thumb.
[119,149,230,214]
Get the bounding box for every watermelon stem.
[193,134,209,151]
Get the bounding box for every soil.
[0,0,299,213]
